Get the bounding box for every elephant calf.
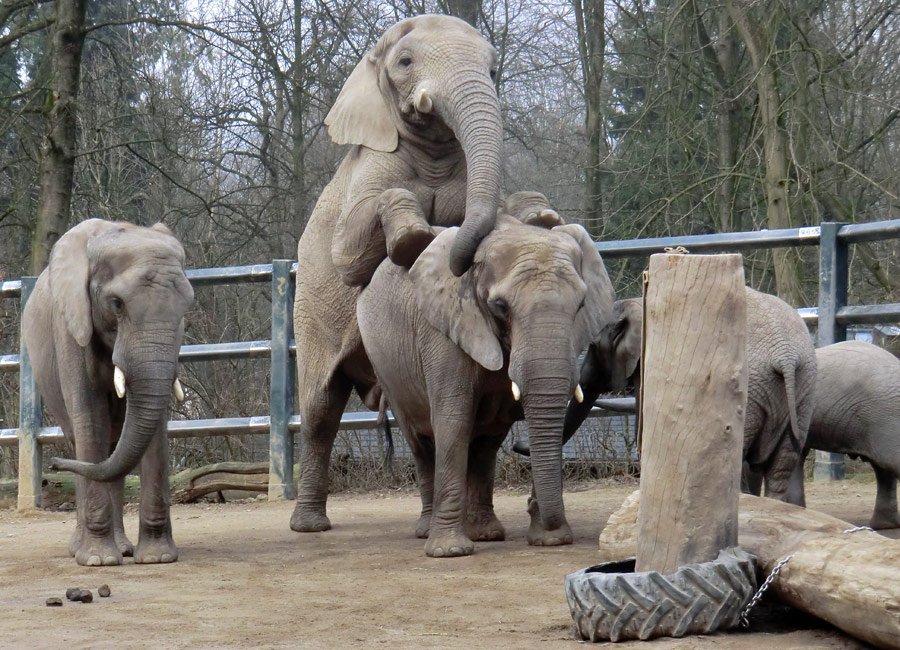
[23,219,193,566]
[357,217,615,557]
[531,287,816,506]
[794,341,900,529]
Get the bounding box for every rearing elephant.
[291,15,514,533]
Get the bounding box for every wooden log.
[170,462,269,504]
[637,253,747,573]
[598,490,900,650]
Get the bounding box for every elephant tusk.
[511,381,521,401]
[114,366,126,399]
[540,208,559,220]
[173,378,185,403]
[415,87,433,114]
[574,384,584,403]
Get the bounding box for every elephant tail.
[377,393,395,469]
[780,361,803,451]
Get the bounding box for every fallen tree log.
[170,462,269,504]
[597,490,900,649]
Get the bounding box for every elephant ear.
[324,49,398,152]
[409,228,503,371]
[48,218,114,347]
[552,224,616,356]
[613,299,643,388]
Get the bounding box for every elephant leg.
[72,437,122,567]
[291,374,352,532]
[869,464,900,530]
[425,410,475,558]
[378,188,434,267]
[408,434,435,539]
[741,461,763,496]
[134,431,177,563]
[465,432,506,542]
[763,434,805,507]
[109,478,133,557]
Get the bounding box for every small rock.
[255,494,267,501]
[77,590,93,603]
[98,584,111,598]
[60,502,75,512]
[65,588,82,601]
[46,597,63,607]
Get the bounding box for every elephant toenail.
[86,556,101,566]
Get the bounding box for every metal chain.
[741,524,875,627]
[740,553,794,627]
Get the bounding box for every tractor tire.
[565,547,757,642]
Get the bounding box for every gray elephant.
[291,15,545,533]
[23,219,193,566]
[521,287,816,505]
[788,341,900,529]
[357,218,615,557]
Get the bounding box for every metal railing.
[2,219,899,509]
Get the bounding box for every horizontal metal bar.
[0,354,19,372]
[837,303,900,326]
[185,264,273,286]
[838,220,900,244]
[179,341,272,361]
[593,397,637,413]
[1,280,22,298]
[595,226,822,259]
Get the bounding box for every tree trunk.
[726,0,803,306]
[637,253,747,573]
[30,0,87,275]
[444,0,482,27]
[573,0,606,238]
[599,491,900,650]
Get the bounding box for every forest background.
[1,0,897,478]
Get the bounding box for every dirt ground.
[0,475,893,649]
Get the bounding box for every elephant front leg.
[378,188,435,267]
[72,475,123,566]
[110,477,134,557]
[524,488,573,546]
[134,432,177,564]
[425,415,475,558]
[869,465,900,529]
[464,433,506,542]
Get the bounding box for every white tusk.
[415,87,433,114]
[540,208,559,220]
[511,381,521,401]
[173,378,185,403]
[574,384,584,403]
[114,366,126,399]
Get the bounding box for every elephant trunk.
[50,333,178,483]
[439,76,503,276]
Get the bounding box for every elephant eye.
[398,56,413,68]
[488,298,509,321]
[490,68,497,81]
[109,296,124,314]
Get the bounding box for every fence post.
[814,222,847,482]
[17,277,42,511]
[268,260,296,500]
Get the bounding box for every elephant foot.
[465,508,506,541]
[115,529,134,557]
[527,520,574,547]
[415,512,432,539]
[74,535,123,567]
[869,511,900,530]
[135,532,178,564]
[387,223,435,267]
[425,529,474,558]
[290,506,332,533]
[68,525,84,558]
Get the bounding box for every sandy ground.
[0,476,892,649]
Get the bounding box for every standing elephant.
[790,341,900,529]
[356,218,615,557]
[23,219,193,566]
[520,287,816,505]
[291,15,533,533]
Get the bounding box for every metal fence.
[2,219,899,510]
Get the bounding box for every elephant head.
[46,219,194,482]
[410,221,615,533]
[325,14,502,276]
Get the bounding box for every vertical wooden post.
[636,254,747,574]
[17,277,43,511]
[814,221,847,481]
[268,260,296,501]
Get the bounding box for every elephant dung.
[98,584,111,598]
[45,597,63,607]
[598,490,900,650]
[65,587,82,601]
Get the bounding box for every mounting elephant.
[518,287,816,505]
[291,15,546,533]
[23,219,193,566]
[357,218,615,557]
[786,341,900,529]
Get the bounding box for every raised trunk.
[441,79,503,276]
[51,343,176,482]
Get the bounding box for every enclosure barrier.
[3,220,900,508]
